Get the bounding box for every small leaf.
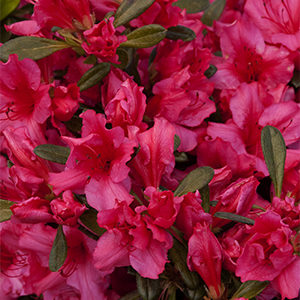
[214,212,255,225]
[174,166,214,197]
[136,274,162,300]
[204,64,217,78]
[201,0,226,26]
[199,184,210,213]
[291,70,300,89]
[49,225,68,272]
[34,144,70,165]
[174,134,181,151]
[79,209,106,237]
[0,0,20,21]
[166,25,196,41]
[0,36,70,62]
[120,24,167,48]
[77,62,111,92]
[0,199,14,222]
[261,126,286,198]
[173,0,210,13]
[231,280,269,299]
[114,0,155,28]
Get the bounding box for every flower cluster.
[0,0,299,299]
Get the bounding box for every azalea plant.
[0,0,299,299]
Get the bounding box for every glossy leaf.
[166,25,196,41]
[79,209,106,237]
[49,225,68,272]
[0,199,14,222]
[174,166,214,197]
[34,144,70,165]
[114,0,155,28]
[120,24,167,48]
[0,0,20,21]
[261,126,286,198]
[77,62,111,91]
[231,280,269,299]
[173,0,210,13]
[201,0,226,26]
[214,212,255,225]
[0,36,70,62]
[136,274,162,300]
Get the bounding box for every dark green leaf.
[174,134,181,151]
[214,212,255,225]
[291,70,300,89]
[77,62,111,92]
[79,209,106,237]
[114,0,155,28]
[0,199,14,222]
[119,290,140,300]
[0,0,20,21]
[115,48,131,69]
[0,36,70,62]
[136,274,162,300]
[261,126,286,198]
[174,167,214,197]
[34,144,70,165]
[204,65,217,78]
[49,225,68,272]
[166,25,196,41]
[201,0,226,26]
[173,0,210,13]
[120,24,167,48]
[231,280,269,299]
[199,185,210,213]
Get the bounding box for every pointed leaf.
[77,62,111,91]
[0,0,20,21]
[174,134,181,152]
[34,144,70,165]
[120,24,167,48]
[173,0,210,13]
[231,280,269,299]
[114,0,155,28]
[201,0,226,26]
[79,209,106,237]
[261,126,286,197]
[214,212,255,225]
[166,25,196,41]
[136,274,162,300]
[0,199,14,222]
[174,167,214,197]
[49,225,67,272]
[0,36,70,62]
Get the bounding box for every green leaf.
[77,62,111,92]
[49,225,68,272]
[0,199,14,222]
[34,144,70,165]
[166,25,196,42]
[204,64,217,78]
[173,0,210,13]
[261,126,286,198]
[214,212,255,225]
[199,184,210,213]
[0,36,70,62]
[119,290,140,300]
[0,0,20,21]
[291,70,300,89]
[79,209,106,237]
[174,166,214,197]
[114,0,155,28]
[231,280,269,299]
[174,134,181,152]
[120,24,167,48]
[136,274,162,300]
[201,0,226,26]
